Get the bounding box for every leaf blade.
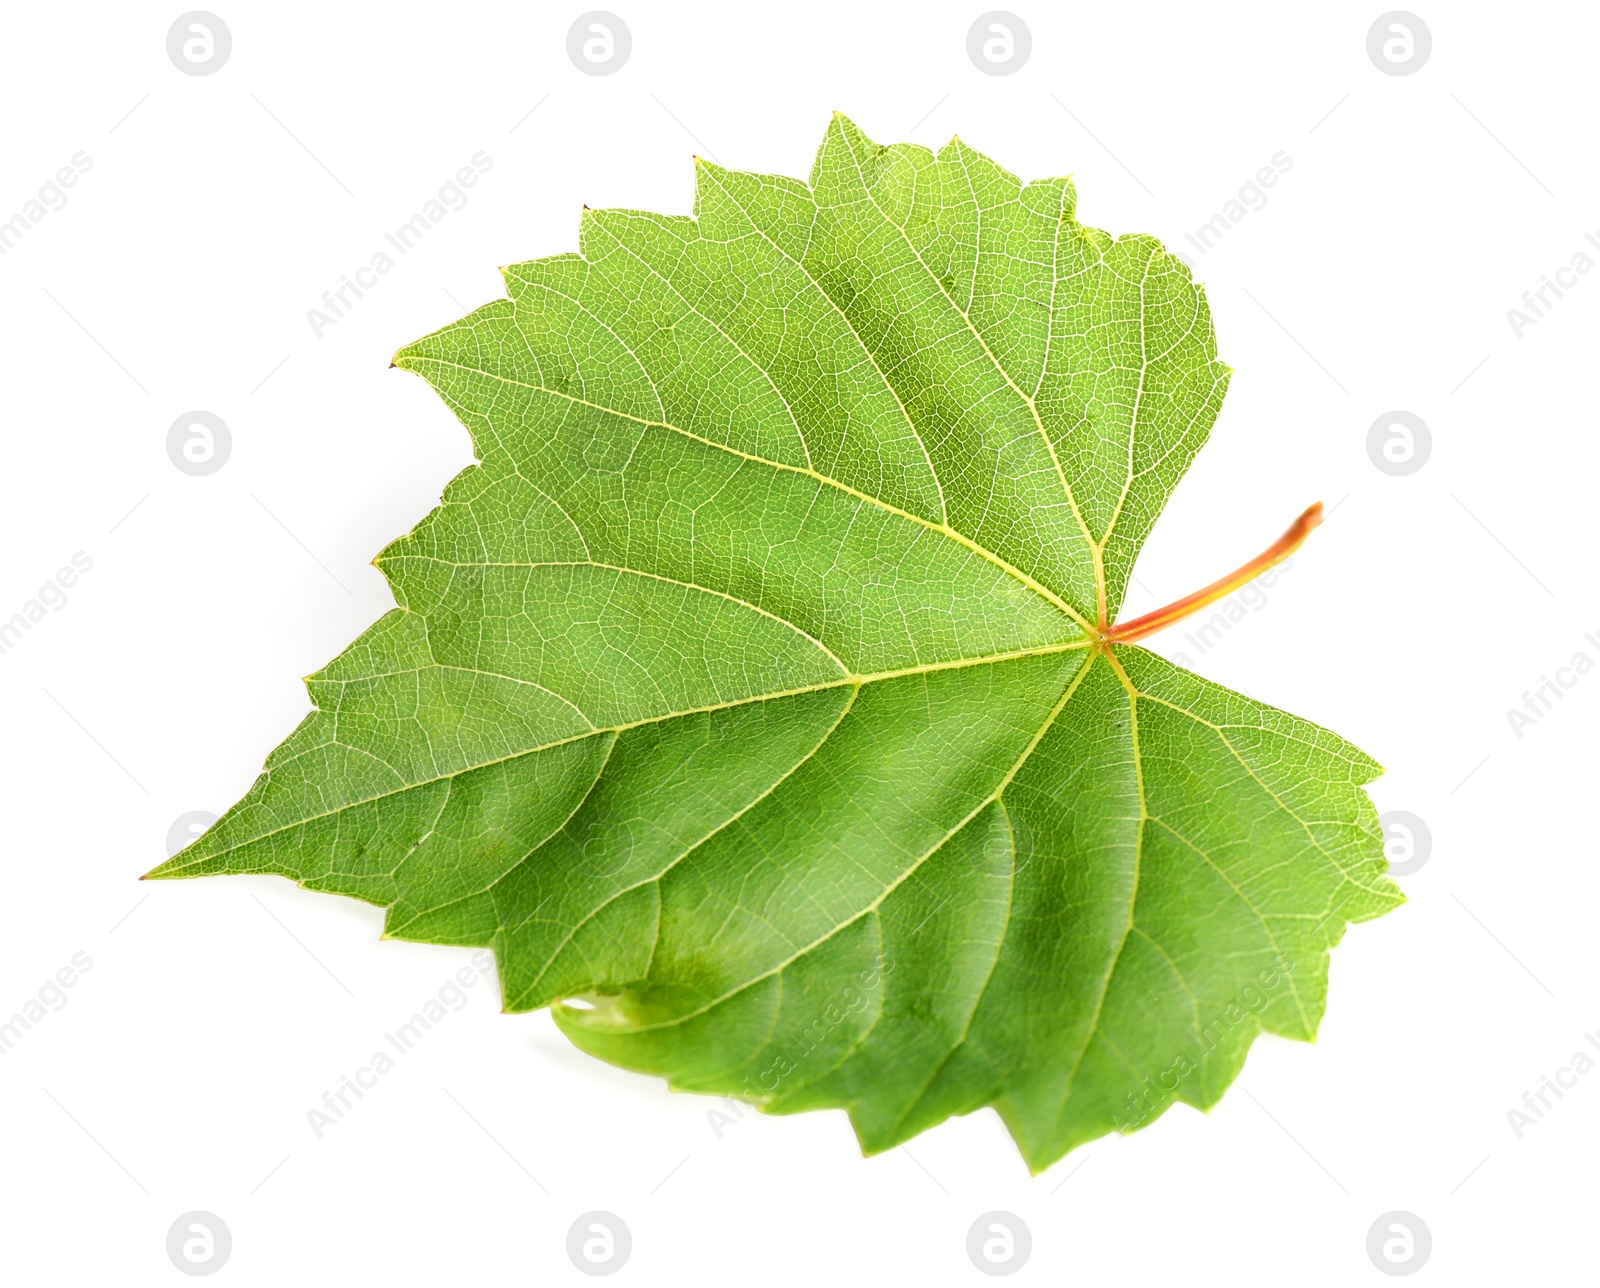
[151,115,1399,1174]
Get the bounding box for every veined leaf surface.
[150,115,1402,1172]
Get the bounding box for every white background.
[1,1,1595,1282]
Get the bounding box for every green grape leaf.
[149,115,1402,1173]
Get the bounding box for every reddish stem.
[1105,502,1324,645]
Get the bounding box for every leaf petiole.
[1104,502,1324,644]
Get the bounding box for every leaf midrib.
[512,683,863,1006]
[601,648,1100,1035]
[396,356,1097,638]
[830,127,1102,584]
[153,637,1095,875]
[693,161,948,524]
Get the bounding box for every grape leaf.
[149,114,1402,1173]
